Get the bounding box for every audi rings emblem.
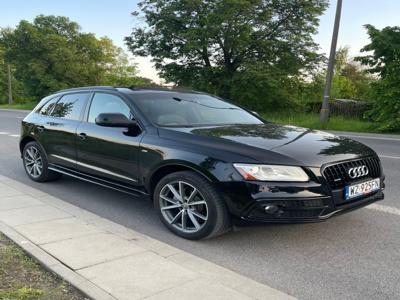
[348,165,369,179]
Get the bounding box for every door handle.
[37,126,45,133]
[78,132,87,140]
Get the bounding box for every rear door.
[43,92,90,169]
[32,96,60,146]
[75,92,143,186]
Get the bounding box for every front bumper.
[218,175,385,224]
[241,190,384,223]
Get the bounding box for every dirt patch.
[0,232,89,300]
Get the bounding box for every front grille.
[322,157,381,189]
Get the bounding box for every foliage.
[298,47,374,105]
[357,25,400,131]
[0,45,6,102]
[101,44,155,87]
[126,0,328,109]
[0,15,152,102]
[0,44,28,103]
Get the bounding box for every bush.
[303,99,371,119]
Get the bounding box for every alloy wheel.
[159,180,208,233]
[24,146,43,179]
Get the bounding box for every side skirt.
[48,164,149,198]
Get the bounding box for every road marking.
[9,134,20,138]
[366,203,400,217]
[339,134,400,142]
[0,132,9,135]
[380,155,400,160]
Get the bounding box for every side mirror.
[95,113,138,128]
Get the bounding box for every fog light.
[264,204,279,214]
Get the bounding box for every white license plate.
[345,178,380,200]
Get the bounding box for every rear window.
[38,97,59,116]
[51,93,89,120]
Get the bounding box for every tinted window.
[52,93,88,120]
[132,93,263,127]
[39,97,59,116]
[88,93,131,123]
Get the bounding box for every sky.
[1,0,399,83]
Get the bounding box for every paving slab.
[0,204,71,226]
[168,252,296,300]
[0,194,43,211]
[78,251,197,300]
[15,217,104,244]
[146,279,253,300]
[41,232,146,270]
[0,183,24,197]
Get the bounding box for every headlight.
[233,164,309,182]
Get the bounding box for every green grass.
[0,102,36,110]
[261,112,380,133]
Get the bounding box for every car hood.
[165,123,376,167]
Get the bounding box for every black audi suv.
[20,86,385,239]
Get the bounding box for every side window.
[52,93,89,120]
[88,93,131,123]
[38,97,59,116]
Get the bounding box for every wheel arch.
[19,136,37,154]
[146,161,217,195]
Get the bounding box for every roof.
[57,86,117,93]
[57,86,202,94]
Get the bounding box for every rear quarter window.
[51,93,90,120]
[37,97,60,116]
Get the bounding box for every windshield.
[131,92,263,127]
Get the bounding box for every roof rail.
[58,86,117,93]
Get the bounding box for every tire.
[153,171,231,240]
[22,141,62,182]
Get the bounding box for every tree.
[0,45,6,102]
[357,25,400,131]
[125,0,328,110]
[0,15,128,100]
[100,41,155,87]
[0,41,30,103]
[299,47,374,106]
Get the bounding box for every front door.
[76,92,143,186]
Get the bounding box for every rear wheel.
[154,171,231,240]
[22,141,61,182]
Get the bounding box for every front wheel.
[153,171,231,240]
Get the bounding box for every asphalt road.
[1,109,399,300]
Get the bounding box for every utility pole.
[320,0,343,124]
[7,63,13,104]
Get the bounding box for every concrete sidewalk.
[0,175,295,300]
